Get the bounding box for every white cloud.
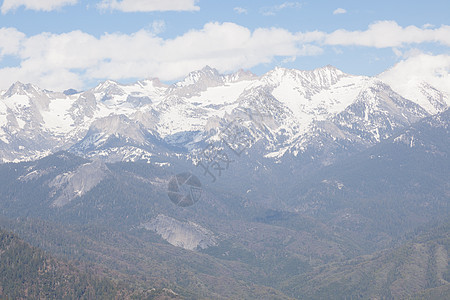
[401,48,428,59]
[260,2,302,16]
[234,7,247,15]
[379,52,450,107]
[97,0,200,12]
[150,20,166,35]
[0,28,26,57]
[0,23,321,91]
[1,0,78,14]
[324,21,450,48]
[333,8,346,15]
[2,21,450,92]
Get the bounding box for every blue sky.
[0,0,449,91]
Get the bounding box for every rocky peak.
[168,66,225,97]
[262,65,347,90]
[224,69,259,83]
[3,81,43,98]
[92,80,125,100]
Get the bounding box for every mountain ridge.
[1,64,447,164]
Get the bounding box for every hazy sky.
[0,0,449,90]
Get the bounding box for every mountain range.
[1,64,447,164]
[0,64,449,299]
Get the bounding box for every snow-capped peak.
[93,80,123,94]
[137,78,168,89]
[310,65,346,85]
[0,64,448,164]
[166,66,227,98]
[3,81,43,98]
[262,65,347,88]
[175,66,223,88]
[224,69,259,83]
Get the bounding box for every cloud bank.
[0,23,320,90]
[379,53,450,96]
[1,21,450,91]
[325,21,450,48]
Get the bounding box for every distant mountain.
[285,107,450,242]
[0,105,448,297]
[0,64,449,299]
[63,88,79,96]
[0,64,447,165]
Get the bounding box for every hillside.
[282,223,450,299]
[0,228,179,300]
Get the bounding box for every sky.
[0,0,449,91]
